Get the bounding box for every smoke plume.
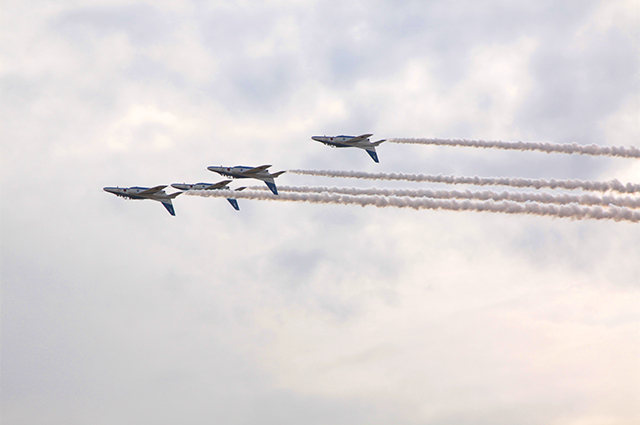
[247,185,640,209]
[185,189,640,223]
[390,138,640,158]
[289,169,640,194]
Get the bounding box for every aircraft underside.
[322,141,350,148]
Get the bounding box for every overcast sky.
[2,1,639,424]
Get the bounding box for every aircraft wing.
[207,180,232,189]
[350,133,374,142]
[241,165,271,175]
[138,185,167,195]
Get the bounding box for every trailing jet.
[311,134,386,163]
[103,185,181,216]
[171,180,247,211]
[207,165,285,195]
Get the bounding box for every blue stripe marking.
[265,182,278,195]
[162,202,176,216]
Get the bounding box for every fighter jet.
[103,185,182,216]
[207,165,285,195]
[311,134,386,163]
[171,180,247,211]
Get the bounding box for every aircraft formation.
[103,134,640,223]
[103,134,382,215]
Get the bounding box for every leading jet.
[103,185,182,216]
[207,165,285,195]
[311,134,386,163]
[171,180,246,211]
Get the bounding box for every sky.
[2,0,639,424]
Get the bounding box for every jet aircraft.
[311,134,386,163]
[171,180,247,211]
[103,185,181,216]
[207,165,285,195]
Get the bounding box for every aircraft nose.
[311,136,321,141]
[103,187,117,193]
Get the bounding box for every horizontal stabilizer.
[371,139,386,147]
[168,191,182,199]
[270,171,286,178]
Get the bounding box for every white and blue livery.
[103,185,182,216]
[207,165,285,195]
[311,134,386,163]
[171,180,246,210]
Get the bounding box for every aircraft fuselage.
[171,183,227,191]
[207,165,284,195]
[311,134,385,162]
[206,166,271,180]
[170,181,245,210]
[103,186,169,201]
[311,135,373,148]
[103,186,180,215]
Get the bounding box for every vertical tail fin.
[264,178,279,195]
[161,201,176,216]
[365,148,380,163]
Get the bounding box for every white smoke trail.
[390,138,640,158]
[289,169,640,194]
[185,189,640,223]
[246,185,640,209]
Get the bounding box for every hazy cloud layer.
[2,0,639,424]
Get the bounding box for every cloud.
[104,104,201,152]
[2,0,638,424]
